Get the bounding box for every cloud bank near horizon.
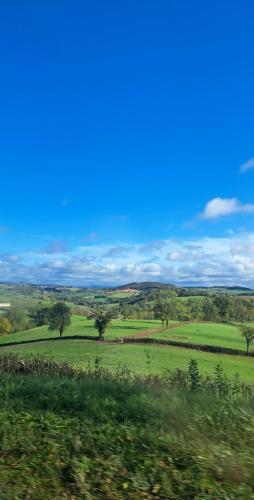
[1,233,254,287]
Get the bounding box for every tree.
[175,302,190,323]
[202,298,219,321]
[30,306,51,327]
[48,302,71,337]
[154,291,177,326]
[6,308,30,333]
[234,299,249,325]
[213,294,232,323]
[188,299,203,321]
[0,317,11,335]
[120,304,133,319]
[241,326,254,355]
[88,306,122,340]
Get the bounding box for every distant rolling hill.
[115,282,253,293]
[116,281,177,292]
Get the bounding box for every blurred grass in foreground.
[0,354,253,498]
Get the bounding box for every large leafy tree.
[154,291,177,326]
[202,298,219,321]
[88,306,122,340]
[48,302,71,337]
[234,300,249,325]
[213,294,232,323]
[30,306,51,327]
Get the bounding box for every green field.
[155,321,248,350]
[0,316,162,344]
[3,339,254,382]
[0,293,45,312]
[106,290,139,299]
[2,316,254,382]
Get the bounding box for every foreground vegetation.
[0,354,254,498]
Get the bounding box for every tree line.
[153,291,254,325]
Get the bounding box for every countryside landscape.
[1,281,254,496]
[2,0,254,498]
[2,282,254,379]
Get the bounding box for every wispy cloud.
[240,158,254,173]
[103,245,129,258]
[139,240,167,253]
[200,197,254,220]
[2,233,254,287]
[41,240,69,254]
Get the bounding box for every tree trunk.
[99,327,105,341]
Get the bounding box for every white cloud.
[41,240,69,254]
[167,251,184,261]
[200,197,254,220]
[2,233,254,287]
[240,158,254,173]
[139,240,167,253]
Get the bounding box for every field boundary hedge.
[0,331,252,359]
[120,336,251,356]
[0,335,96,348]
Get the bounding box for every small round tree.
[88,306,122,341]
[48,302,71,337]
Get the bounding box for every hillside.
[116,281,177,291]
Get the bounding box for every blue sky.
[1,0,254,286]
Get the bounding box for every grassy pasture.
[155,322,248,351]
[2,317,254,382]
[106,290,139,299]
[0,292,46,312]
[0,316,163,344]
[3,339,254,382]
